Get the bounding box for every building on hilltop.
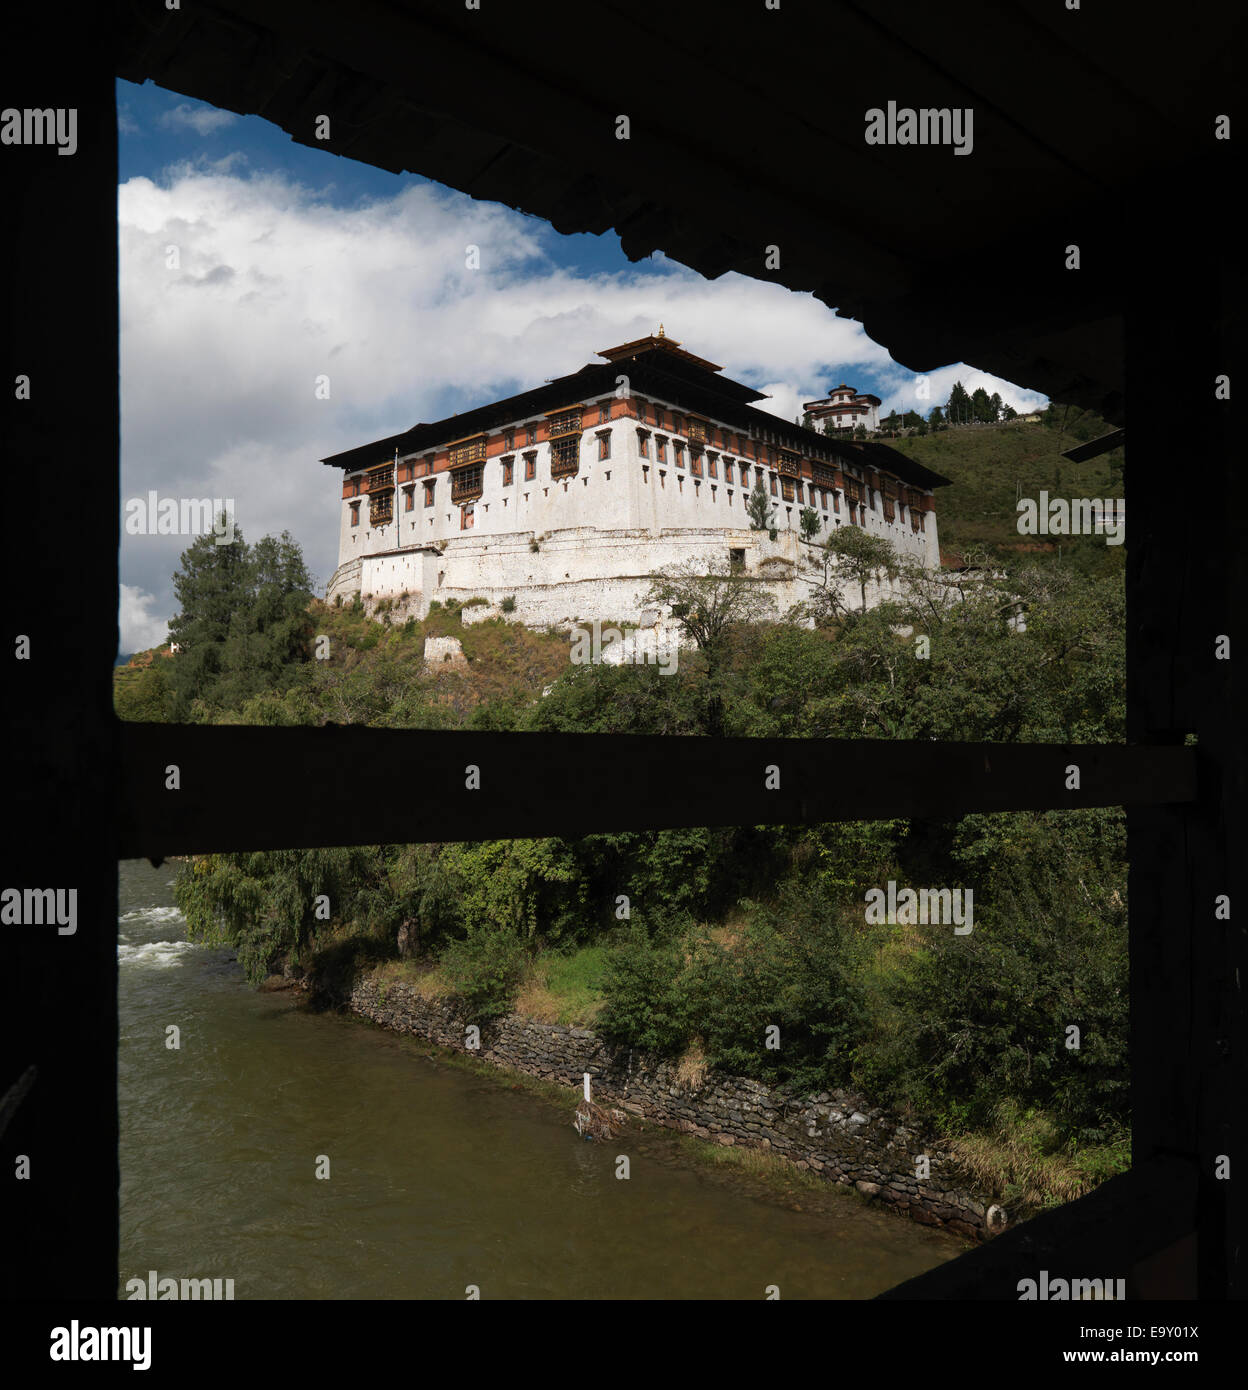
[321,330,951,628]
[802,383,882,434]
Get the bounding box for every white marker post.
[583,1073,592,1102]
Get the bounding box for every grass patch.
[368,958,453,1000]
[514,945,608,1025]
[943,1101,1130,1218]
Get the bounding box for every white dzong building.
[322,331,949,626]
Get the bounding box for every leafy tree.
[166,522,314,718]
[799,505,821,541]
[970,386,995,423]
[815,526,901,618]
[641,560,777,674]
[640,559,778,733]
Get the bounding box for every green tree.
[815,526,901,619]
[166,516,253,719]
[745,480,776,535]
[166,522,314,718]
[798,505,821,541]
[970,386,995,423]
[947,380,971,425]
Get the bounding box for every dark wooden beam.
[116,722,1197,858]
[0,10,119,1297]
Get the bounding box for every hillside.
[114,596,573,728]
[885,410,1124,564]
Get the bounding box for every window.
[350,501,360,527]
[637,429,650,458]
[723,458,733,484]
[770,474,778,496]
[690,449,703,478]
[597,431,611,461]
[674,444,684,469]
[448,435,486,469]
[461,502,475,530]
[451,463,484,502]
[707,452,718,479]
[599,401,610,425]
[526,423,537,446]
[781,477,794,502]
[424,479,436,507]
[653,405,665,430]
[504,429,515,451]
[729,548,745,568]
[404,486,414,511]
[371,492,393,526]
[655,435,667,463]
[551,434,581,477]
[502,455,515,486]
[524,452,537,480]
[547,406,583,438]
[687,418,706,443]
[636,399,648,423]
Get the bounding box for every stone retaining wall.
[322,971,1003,1242]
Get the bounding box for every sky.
[116,79,1048,655]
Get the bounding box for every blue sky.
[116,78,1047,653]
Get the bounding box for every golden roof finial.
[658,323,665,338]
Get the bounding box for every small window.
[524,452,537,480]
[504,429,515,451]
[424,479,436,507]
[350,501,360,527]
[404,486,414,511]
[599,401,610,425]
[729,548,745,569]
[655,435,667,464]
[526,423,537,446]
[502,454,514,486]
[770,474,778,496]
[598,432,611,461]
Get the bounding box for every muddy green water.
[118,858,962,1299]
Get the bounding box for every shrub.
[501,595,516,614]
[439,928,528,1020]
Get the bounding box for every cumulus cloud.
[118,161,1044,644]
[159,103,239,136]
[119,584,171,654]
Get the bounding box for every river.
[118,857,963,1299]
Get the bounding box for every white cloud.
[159,103,239,136]
[119,584,170,654]
[118,163,1045,641]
